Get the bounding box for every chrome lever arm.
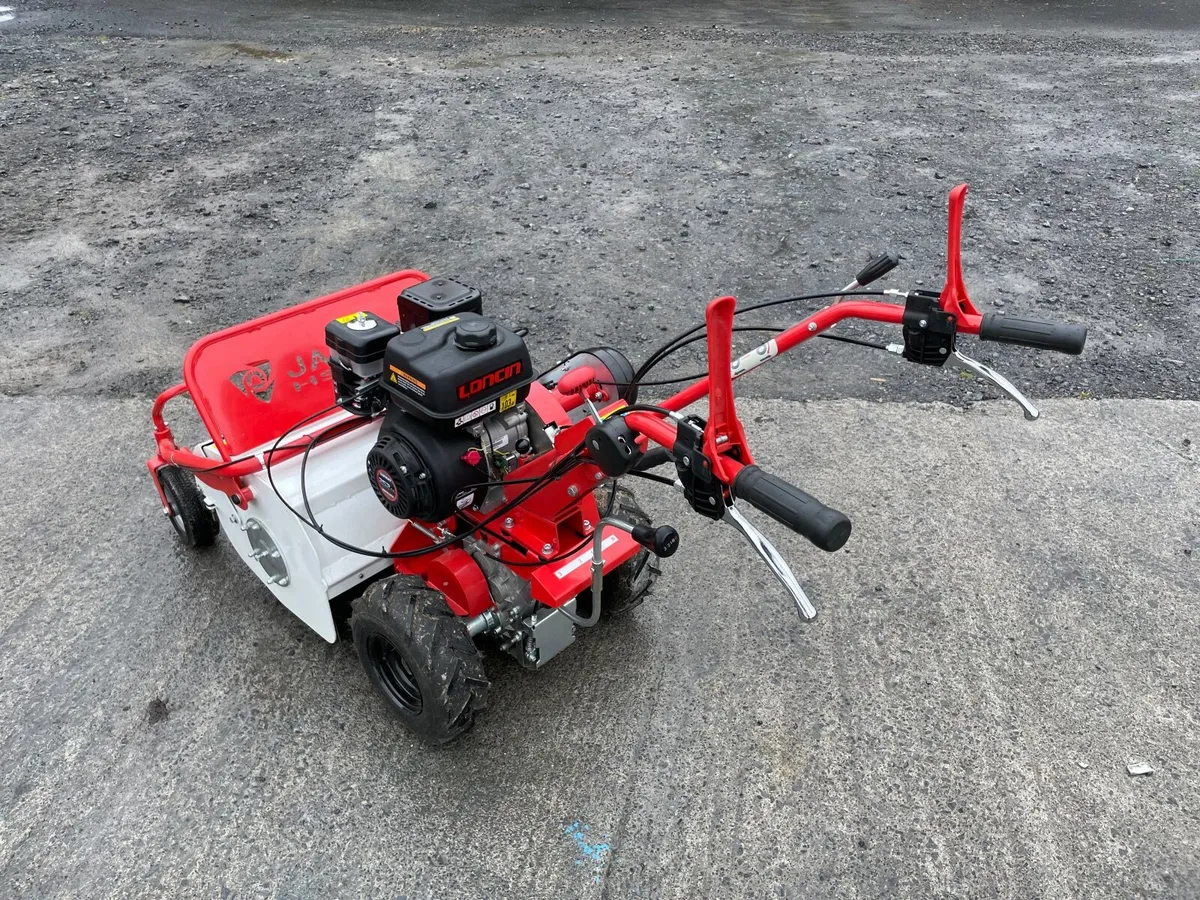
[950,349,1040,420]
[722,503,818,622]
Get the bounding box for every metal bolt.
[398,465,408,475]
[708,496,717,506]
[542,543,553,556]
[417,472,427,481]
[593,472,604,481]
[939,346,948,355]
[503,516,514,529]
[919,318,928,329]
[567,485,579,498]
[681,456,691,467]
[490,542,501,555]
[716,435,728,444]
[582,519,592,531]
[807,322,817,332]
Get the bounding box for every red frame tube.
[660,300,982,413]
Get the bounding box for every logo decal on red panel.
[230,361,275,403]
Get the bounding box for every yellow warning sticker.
[336,312,364,323]
[498,389,518,412]
[388,365,427,395]
[421,315,460,332]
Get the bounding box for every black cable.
[817,332,889,351]
[625,290,889,398]
[627,469,678,487]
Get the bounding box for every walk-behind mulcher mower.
[148,185,1088,743]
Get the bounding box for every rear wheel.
[351,575,489,744]
[157,465,219,548]
[578,483,662,618]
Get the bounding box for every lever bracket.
[672,415,726,520]
[902,291,957,367]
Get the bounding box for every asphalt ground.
[2,1,1199,898]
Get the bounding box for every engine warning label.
[499,389,518,412]
[453,401,497,428]
[421,315,460,332]
[389,365,426,396]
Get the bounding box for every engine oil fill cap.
[454,318,498,350]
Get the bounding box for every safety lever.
[722,503,818,622]
[949,350,1040,420]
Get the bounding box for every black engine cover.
[381,312,533,425]
[366,409,480,521]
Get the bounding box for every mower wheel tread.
[157,465,219,548]
[351,575,489,744]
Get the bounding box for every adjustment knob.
[454,318,498,350]
[631,523,680,557]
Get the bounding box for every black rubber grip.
[854,250,902,288]
[732,465,852,552]
[978,313,1087,355]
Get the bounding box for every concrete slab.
[0,395,1195,897]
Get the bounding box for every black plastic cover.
[398,277,483,331]
[325,312,401,370]
[978,313,1087,355]
[381,312,533,425]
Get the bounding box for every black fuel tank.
[380,313,533,426]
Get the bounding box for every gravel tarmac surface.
[2,2,1199,898]
[2,1,1199,407]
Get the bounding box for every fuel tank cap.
[454,318,499,350]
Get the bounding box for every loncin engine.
[324,277,633,523]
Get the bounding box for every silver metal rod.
[557,517,636,628]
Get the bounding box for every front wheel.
[351,575,489,744]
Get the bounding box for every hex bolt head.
[567,485,579,497]
[503,516,514,529]
[919,318,928,328]
[541,543,553,556]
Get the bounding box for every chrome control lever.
[722,503,818,622]
[884,343,1040,421]
[950,349,1040,420]
[669,479,817,622]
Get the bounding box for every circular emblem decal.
[375,468,400,503]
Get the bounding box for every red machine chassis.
[149,185,985,619]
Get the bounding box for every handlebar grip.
[732,465,851,552]
[978,313,1087,355]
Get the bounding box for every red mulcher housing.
[148,185,1087,743]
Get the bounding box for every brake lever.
[884,341,1040,420]
[669,478,817,621]
[949,349,1040,420]
[723,503,818,622]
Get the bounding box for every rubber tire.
[157,465,219,548]
[351,575,489,745]
[578,483,662,618]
